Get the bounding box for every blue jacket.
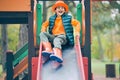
[49,14,74,46]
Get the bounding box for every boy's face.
[55,6,65,16]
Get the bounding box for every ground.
[0,73,119,80]
[94,75,119,80]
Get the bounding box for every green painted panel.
[14,42,28,60]
[36,3,42,45]
[13,49,28,66]
[76,3,82,45]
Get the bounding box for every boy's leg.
[53,34,67,49]
[40,32,55,63]
[50,34,67,63]
[40,32,55,42]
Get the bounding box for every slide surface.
[41,47,82,80]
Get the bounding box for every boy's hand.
[74,34,80,45]
[75,34,85,48]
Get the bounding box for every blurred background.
[0,0,120,80]
[91,1,120,79]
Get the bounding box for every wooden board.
[0,0,31,12]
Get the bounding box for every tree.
[42,1,47,22]
[18,24,28,48]
[92,1,120,61]
[1,24,8,71]
[92,1,114,60]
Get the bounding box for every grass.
[0,65,3,76]
[92,59,120,78]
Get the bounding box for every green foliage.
[115,14,120,25]
[92,4,114,32]
[91,36,99,59]
[0,24,20,54]
[0,65,3,76]
[7,24,20,51]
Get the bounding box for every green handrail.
[13,42,28,66]
[13,49,28,66]
[36,3,42,45]
[76,3,82,45]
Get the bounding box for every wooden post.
[28,0,36,80]
[6,50,14,80]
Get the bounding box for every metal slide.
[41,47,82,80]
[37,36,85,80]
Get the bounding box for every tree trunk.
[1,24,8,71]
[43,1,47,22]
[109,29,114,62]
[96,28,104,61]
[18,24,28,48]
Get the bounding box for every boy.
[40,1,80,63]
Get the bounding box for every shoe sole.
[50,55,63,63]
[42,52,51,57]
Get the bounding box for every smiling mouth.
[59,11,63,13]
